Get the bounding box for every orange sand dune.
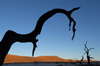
[4,54,99,63]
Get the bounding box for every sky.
[0,0,100,61]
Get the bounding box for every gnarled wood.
[0,7,80,66]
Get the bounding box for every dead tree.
[0,7,80,66]
[75,56,84,64]
[84,41,94,64]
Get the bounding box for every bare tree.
[75,56,84,64]
[84,41,94,64]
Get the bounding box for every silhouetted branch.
[84,48,87,52]
[89,48,94,51]
[75,58,79,62]
[69,6,81,14]
[0,7,80,66]
[90,57,94,59]
[75,56,84,64]
[84,41,89,51]
[81,56,84,62]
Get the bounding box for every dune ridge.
[4,54,99,63]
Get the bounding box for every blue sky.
[0,0,100,61]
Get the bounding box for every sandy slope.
[4,54,98,63]
[4,54,75,63]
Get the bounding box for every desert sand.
[4,54,98,64]
[4,54,76,63]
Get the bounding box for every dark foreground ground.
[3,62,100,66]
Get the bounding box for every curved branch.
[0,7,80,66]
[84,41,89,50]
[89,48,94,50]
[31,7,80,40]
